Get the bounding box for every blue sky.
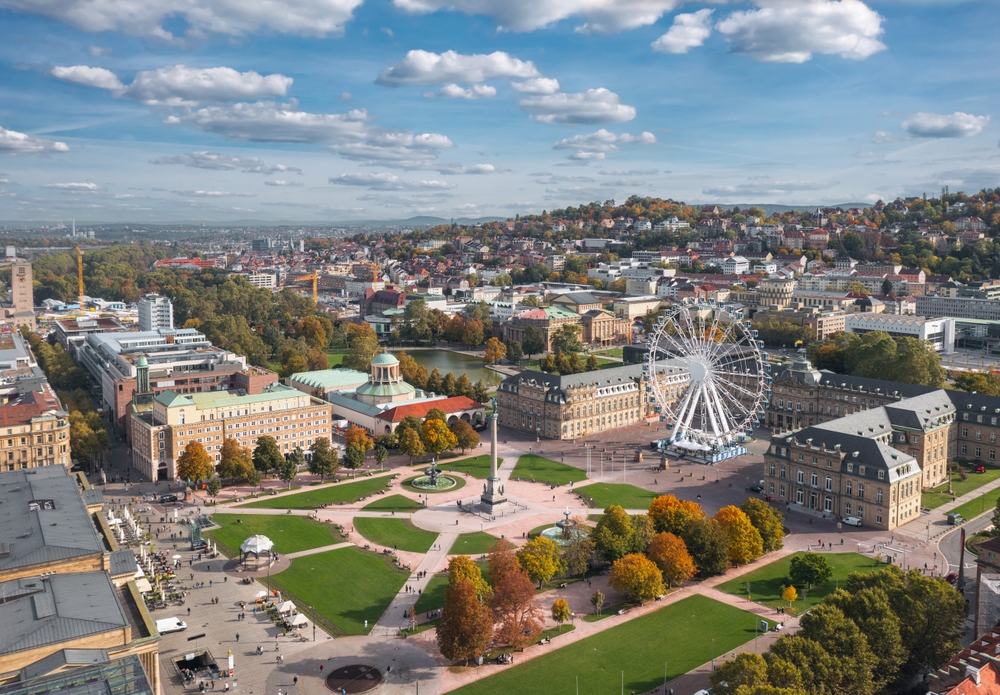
[0,0,997,223]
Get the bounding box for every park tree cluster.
[711,564,967,695]
[810,331,946,388]
[388,299,497,348]
[396,351,491,404]
[390,409,481,463]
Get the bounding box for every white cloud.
[1,0,363,39]
[717,0,886,63]
[328,131,455,164]
[599,168,659,175]
[518,88,636,125]
[263,180,304,187]
[434,162,505,175]
[337,92,352,100]
[329,172,458,191]
[511,77,560,95]
[376,50,539,86]
[390,0,684,34]
[652,9,713,54]
[153,151,302,174]
[42,182,99,190]
[52,64,292,106]
[172,190,257,197]
[0,126,70,155]
[552,128,656,159]
[439,83,497,99]
[88,45,111,57]
[871,130,900,144]
[702,180,837,196]
[902,112,990,139]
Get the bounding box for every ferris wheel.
[644,302,770,451]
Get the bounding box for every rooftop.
[1,653,156,695]
[377,395,482,422]
[287,369,369,391]
[155,383,313,411]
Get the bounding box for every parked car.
[946,573,958,585]
[842,516,863,527]
[160,494,178,503]
[155,617,187,634]
[975,465,987,474]
[948,513,965,525]
[191,539,208,551]
[746,483,764,493]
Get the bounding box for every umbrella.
[289,614,308,627]
[254,590,268,599]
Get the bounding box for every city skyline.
[0,1,997,223]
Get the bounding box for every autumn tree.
[437,579,493,664]
[483,336,506,364]
[561,523,595,579]
[177,441,214,482]
[489,540,543,649]
[710,653,769,695]
[593,505,636,563]
[681,518,730,576]
[454,373,475,398]
[740,498,785,553]
[462,319,485,347]
[342,323,381,372]
[715,505,764,566]
[646,532,697,588]
[648,494,706,535]
[397,351,429,390]
[517,536,566,588]
[448,555,492,599]
[609,553,664,604]
[421,418,458,456]
[217,438,254,482]
[344,425,374,453]
[782,585,798,607]
[308,437,339,481]
[398,427,425,463]
[450,419,480,453]
[252,435,283,473]
[591,590,605,616]
[441,372,457,397]
[551,598,571,633]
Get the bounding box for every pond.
[390,349,504,387]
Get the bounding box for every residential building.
[129,381,331,481]
[136,294,173,332]
[0,385,71,472]
[720,256,750,275]
[613,296,663,321]
[844,314,955,353]
[496,363,661,440]
[916,295,1000,322]
[502,306,581,352]
[925,622,1000,693]
[244,272,276,289]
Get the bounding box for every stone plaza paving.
[96,419,957,695]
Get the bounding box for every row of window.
[961,428,998,442]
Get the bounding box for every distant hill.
[691,203,873,216]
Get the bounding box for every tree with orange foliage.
[645,532,697,588]
[489,540,543,650]
[609,553,664,604]
[437,579,494,664]
[647,494,705,535]
[714,505,764,566]
[343,425,373,453]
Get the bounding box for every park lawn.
[355,517,438,553]
[269,547,407,636]
[594,348,623,358]
[717,552,884,613]
[575,482,659,510]
[952,487,1000,521]
[922,466,1000,510]
[326,351,348,367]
[450,532,500,555]
[449,595,773,695]
[206,514,342,557]
[362,494,424,512]
[240,476,391,509]
[436,455,500,479]
[513,455,588,486]
[414,560,489,614]
[525,357,620,373]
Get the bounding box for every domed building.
[355,353,415,405]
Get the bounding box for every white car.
[156,617,188,634]
[842,516,862,527]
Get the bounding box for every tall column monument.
[480,397,506,511]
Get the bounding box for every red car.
[975,465,987,474]
[946,573,958,585]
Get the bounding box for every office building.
[1,259,35,331]
[916,294,1000,322]
[843,314,955,353]
[136,294,173,332]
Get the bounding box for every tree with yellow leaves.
[421,418,458,456]
[483,336,506,365]
[647,494,706,535]
[551,598,571,633]
[645,532,697,588]
[344,425,374,453]
[714,505,764,566]
[609,553,664,604]
[516,536,566,588]
[782,584,798,607]
[448,555,492,599]
[176,441,214,482]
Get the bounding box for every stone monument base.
[479,492,507,512]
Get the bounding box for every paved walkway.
[285,542,354,559]
[376,533,458,631]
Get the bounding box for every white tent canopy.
[277,601,295,614]
[254,590,268,599]
[288,614,308,627]
[240,535,274,555]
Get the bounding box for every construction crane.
[76,246,85,314]
[293,272,318,304]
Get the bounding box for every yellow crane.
[293,272,318,304]
[76,246,85,313]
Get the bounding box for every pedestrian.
[188,607,191,616]
[293,676,298,686]
[319,664,324,673]
[224,576,228,583]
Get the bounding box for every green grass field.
[448,595,772,695]
[513,455,588,486]
[435,455,501,479]
[326,351,348,367]
[414,560,490,614]
[525,357,621,373]
[206,514,342,557]
[270,547,408,636]
[717,552,884,613]
[450,532,500,555]
[362,494,424,512]
[240,476,392,509]
[354,517,438,552]
[922,466,1000,509]
[952,487,1000,521]
[401,475,467,494]
[575,482,658,510]
[594,348,623,358]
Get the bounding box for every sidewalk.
[895,472,1000,543]
[376,533,458,631]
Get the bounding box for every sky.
[0,0,997,224]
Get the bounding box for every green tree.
[441,371,457,396]
[789,553,832,592]
[592,505,635,563]
[246,468,263,489]
[426,367,443,394]
[550,324,583,354]
[343,443,366,469]
[206,477,222,498]
[505,339,523,363]
[252,436,283,474]
[309,438,339,480]
[824,587,905,692]
[177,441,214,482]
[402,298,432,343]
[591,589,605,616]
[586,354,599,371]
[276,452,298,488]
[374,446,389,469]
[473,380,490,403]
[710,653,769,695]
[740,498,785,552]
[523,326,545,358]
[681,518,730,576]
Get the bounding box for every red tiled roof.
[377,396,483,423]
[0,392,63,426]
